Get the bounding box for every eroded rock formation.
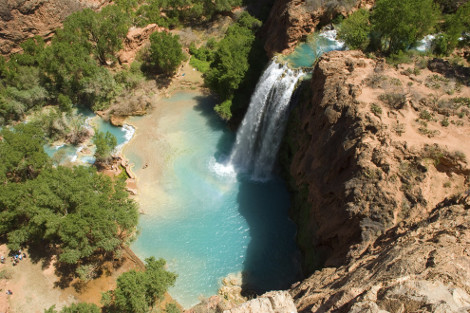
[278,50,470,312]
[262,0,375,56]
[291,196,470,312]
[0,0,111,55]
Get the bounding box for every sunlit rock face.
[0,0,111,55]
[262,0,375,57]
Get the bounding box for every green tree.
[0,165,138,260]
[338,9,371,50]
[103,257,177,313]
[93,131,117,165]
[432,2,470,55]
[0,123,50,183]
[205,12,261,120]
[146,32,184,75]
[372,0,440,54]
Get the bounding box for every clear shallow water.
[284,30,345,68]
[129,92,300,308]
[43,108,133,164]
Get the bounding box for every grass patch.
[0,269,13,280]
[189,57,210,73]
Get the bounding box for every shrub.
[93,131,117,164]
[440,117,449,127]
[372,0,440,54]
[419,110,433,121]
[146,32,185,75]
[338,9,371,50]
[370,103,382,116]
[378,92,407,109]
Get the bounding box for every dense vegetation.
[337,0,470,58]
[45,303,101,313]
[102,257,177,313]
[190,12,263,120]
[0,0,247,127]
[0,124,138,267]
[145,32,185,75]
[93,130,118,165]
[44,258,177,313]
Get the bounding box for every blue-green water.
[129,92,300,308]
[43,108,132,164]
[285,30,345,68]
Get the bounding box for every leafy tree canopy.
[45,303,100,313]
[93,131,117,165]
[0,123,50,183]
[338,9,371,50]
[372,0,440,54]
[204,12,262,120]
[146,32,185,75]
[103,257,177,313]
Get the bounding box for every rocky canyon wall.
[275,50,470,312]
[262,0,375,56]
[0,0,111,55]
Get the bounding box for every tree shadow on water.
[236,176,303,297]
[192,94,235,162]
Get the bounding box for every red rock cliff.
[0,0,111,55]
[262,0,374,57]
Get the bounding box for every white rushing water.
[228,60,304,181]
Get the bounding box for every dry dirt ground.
[0,245,145,313]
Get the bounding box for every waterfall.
[229,60,304,181]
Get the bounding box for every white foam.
[114,124,136,153]
[208,157,237,179]
[319,29,345,50]
[415,34,435,52]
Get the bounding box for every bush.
[419,109,433,120]
[441,117,449,127]
[214,99,233,120]
[93,131,117,164]
[338,9,371,50]
[103,257,177,313]
[370,103,382,116]
[146,32,185,75]
[378,92,407,109]
[205,12,262,119]
[372,0,440,54]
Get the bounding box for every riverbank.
[0,60,203,313]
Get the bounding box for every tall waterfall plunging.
[229,60,304,180]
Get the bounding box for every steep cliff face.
[0,0,110,55]
[282,50,470,272]
[290,196,470,312]
[262,0,374,56]
[277,50,470,311]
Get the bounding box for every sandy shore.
[122,60,207,213]
[0,61,204,313]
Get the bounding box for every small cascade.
[229,60,304,180]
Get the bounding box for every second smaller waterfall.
[229,60,304,180]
